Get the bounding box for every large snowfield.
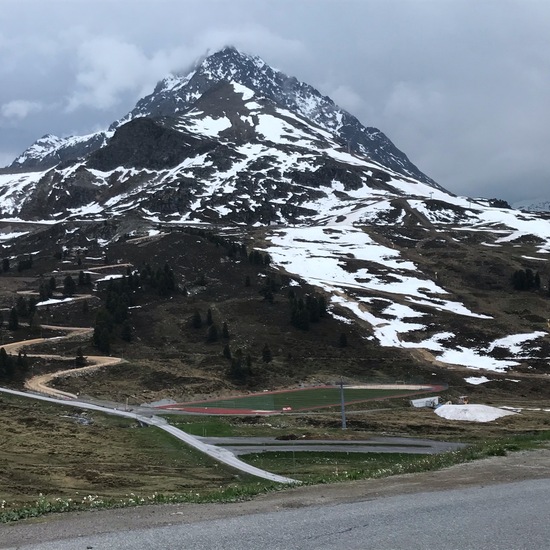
[264,219,548,376]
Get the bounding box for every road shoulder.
[2,446,550,548]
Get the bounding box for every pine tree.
[8,308,18,331]
[120,320,132,342]
[223,343,232,359]
[206,324,219,343]
[16,296,28,318]
[206,308,213,326]
[75,347,86,367]
[2,258,9,272]
[29,314,41,335]
[262,343,272,363]
[192,310,202,329]
[98,328,110,354]
[339,333,348,348]
[63,275,76,297]
[222,322,230,339]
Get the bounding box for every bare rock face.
[87,118,206,171]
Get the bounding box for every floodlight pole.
[340,378,347,430]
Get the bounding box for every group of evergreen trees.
[259,274,281,303]
[288,290,327,330]
[92,263,177,353]
[36,272,92,302]
[0,256,34,273]
[93,277,135,353]
[139,263,176,296]
[191,307,230,343]
[181,227,248,260]
[190,306,260,382]
[0,347,29,383]
[248,250,271,266]
[3,296,42,334]
[17,257,33,272]
[511,268,541,291]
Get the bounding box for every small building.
[410,396,440,409]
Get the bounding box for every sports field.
[157,384,445,415]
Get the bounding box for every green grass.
[180,387,430,412]
[241,431,550,483]
[169,417,239,437]
[2,416,549,524]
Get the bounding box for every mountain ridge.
[7,46,437,189]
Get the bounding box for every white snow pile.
[464,376,491,385]
[36,297,74,307]
[435,404,516,423]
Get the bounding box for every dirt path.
[3,325,124,399]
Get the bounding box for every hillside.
[0,47,549,408]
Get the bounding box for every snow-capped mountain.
[8,132,112,171]
[512,198,550,213]
[0,46,450,223]
[112,47,439,187]
[6,47,436,183]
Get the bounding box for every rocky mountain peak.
[112,47,439,187]
[6,46,440,198]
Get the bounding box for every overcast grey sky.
[1,0,549,203]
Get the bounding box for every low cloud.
[65,28,307,113]
[1,99,43,120]
[66,36,176,111]
[326,85,364,114]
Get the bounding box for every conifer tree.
[8,308,18,331]
[339,333,348,348]
[120,320,132,342]
[29,313,41,335]
[16,296,28,318]
[262,343,272,363]
[223,343,232,360]
[75,347,86,367]
[192,310,202,329]
[206,324,219,343]
[63,275,76,297]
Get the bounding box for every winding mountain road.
[2,325,123,399]
[1,324,299,483]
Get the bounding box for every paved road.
[0,387,297,485]
[201,435,465,455]
[4,478,549,549]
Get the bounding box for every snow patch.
[435,404,516,422]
